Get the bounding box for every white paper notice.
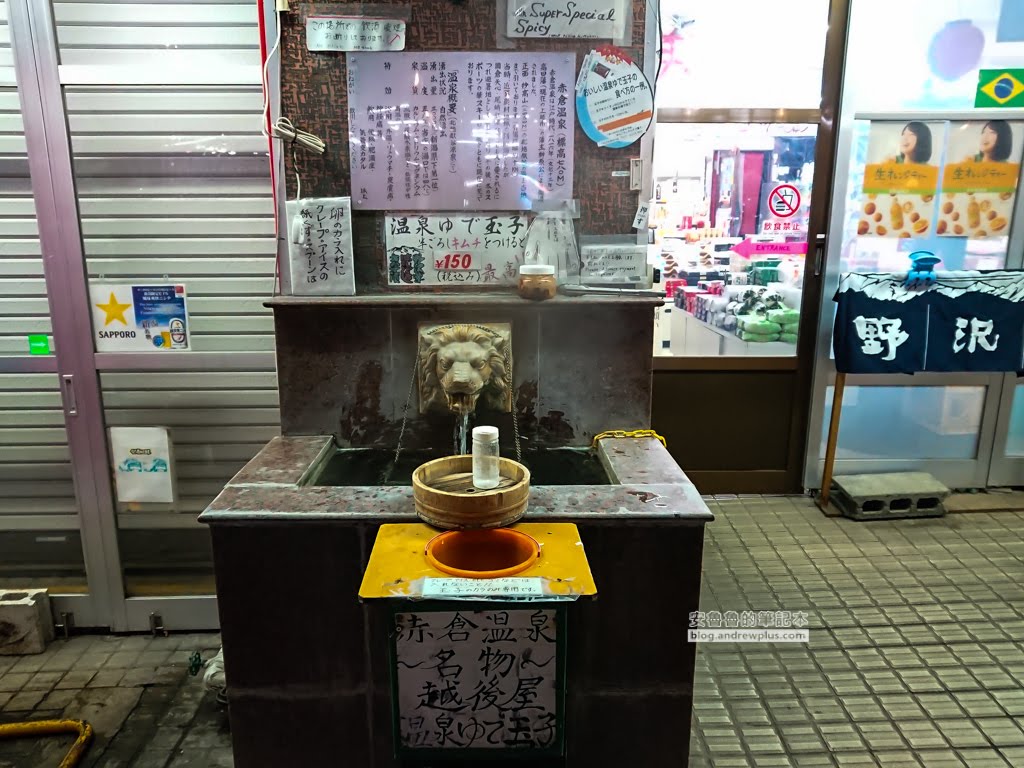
[347,52,576,211]
[633,202,650,230]
[580,243,647,282]
[306,15,406,52]
[109,426,175,504]
[286,197,356,296]
[420,577,545,599]
[386,213,528,286]
[507,0,627,39]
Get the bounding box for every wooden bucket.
[412,455,530,530]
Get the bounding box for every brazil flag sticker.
[976,69,1024,108]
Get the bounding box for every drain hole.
[890,498,911,511]
[862,499,884,512]
[917,497,940,510]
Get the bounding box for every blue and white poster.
[834,271,1024,374]
[575,47,652,148]
[90,284,190,352]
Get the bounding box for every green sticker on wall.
[976,69,1024,108]
[27,335,51,355]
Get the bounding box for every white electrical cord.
[260,8,282,139]
[271,117,326,155]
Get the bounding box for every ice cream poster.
[91,284,190,352]
[859,121,944,239]
[109,426,175,504]
[937,120,1023,238]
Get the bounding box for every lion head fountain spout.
[418,323,513,415]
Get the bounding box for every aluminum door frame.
[7,0,126,629]
[801,14,1024,491]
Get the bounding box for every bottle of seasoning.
[472,426,500,490]
[518,264,557,301]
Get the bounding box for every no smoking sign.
[768,184,801,218]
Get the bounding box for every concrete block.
[831,472,949,521]
[0,589,54,655]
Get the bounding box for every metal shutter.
[54,1,281,514]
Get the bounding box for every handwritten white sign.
[507,0,628,39]
[286,198,355,296]
[633,203,650,230]
[580,243,647,282]
[394,609,560,750]
[385,213,528,286]
[306,16,406,52]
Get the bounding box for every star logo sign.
[95,292,132,326]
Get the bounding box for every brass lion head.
[418,324,512,415]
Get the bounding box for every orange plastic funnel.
[425,528,540,579]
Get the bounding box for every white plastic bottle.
[472,426,500,490]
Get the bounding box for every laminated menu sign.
[90,284,189,352]
[858,121,944,238]
[506,0,628,39]
[575,47,653,149]
[386,213,527,286]
[286,197,355,296]
[306,16,406,52]
[347,52,576,211]
[936,120,1023,238]
[393,609,561,751]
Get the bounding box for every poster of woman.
[937,120,1023,238]
[858,121,944,238]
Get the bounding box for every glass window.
[651,124,816,357]
[1006,384,1024,456]
[656,0,829,110]
[0,374,86,592]
[820,385,985,460]
[846,0,1023,112]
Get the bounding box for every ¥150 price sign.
[434,252,476,270]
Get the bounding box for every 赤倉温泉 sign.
[833,271,1024,374]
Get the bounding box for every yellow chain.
[592,429,667,448]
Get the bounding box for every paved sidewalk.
[690,496,1024,768]
[1,496,1022,766]
[0,633,227,768]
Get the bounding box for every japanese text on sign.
[386,213,528,286]
[394,609,559,751]
[286,198,355,296]
[306,16,406,52]
[347,52,576,211]
[580,243,647,282]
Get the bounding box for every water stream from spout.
[454,411,470,455]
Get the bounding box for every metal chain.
[386,324,521,478]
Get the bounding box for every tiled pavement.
[2,496,1023,766]
[0,633,227,767]
[691,496,1024,768]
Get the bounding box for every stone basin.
[312,447,611,487]
[200,434,712,767]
